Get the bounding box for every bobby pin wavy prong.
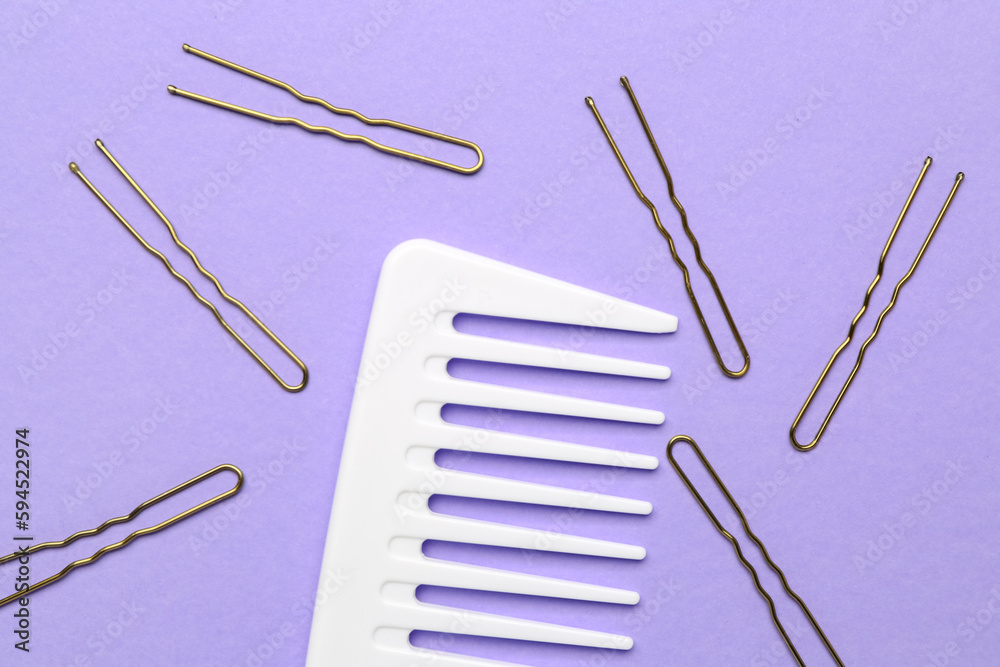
[586,76,749,378]
[666,436,843,666]
[790,157,964,451]
[70,140,308,392]
[0,464,242,608]
[168,44,483,175]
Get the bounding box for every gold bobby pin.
[790,158,963,451]
[169,44,484,175]
[70,140,309,392]
[587,76,749,378]
[666,436,843,666]
[0,464,243,608]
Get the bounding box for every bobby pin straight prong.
[168,44,484,175]
[790,157,963,451]
[70,140,309,392]
[586,76,749,378]
[0,464,243,608]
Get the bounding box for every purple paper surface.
[1,1,998,665]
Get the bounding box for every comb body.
[306,240,677,666]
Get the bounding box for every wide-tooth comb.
[306,239,678,666]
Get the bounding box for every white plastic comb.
[306,239,678,666]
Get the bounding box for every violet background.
[1,1,999,665]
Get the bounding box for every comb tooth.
[428,378,665,424]
[410,557,640,604]
[440,333,671,379]
[418,424,660,469]
[407,514,646,559]
[433,469,652,514]
[409,601,634,649]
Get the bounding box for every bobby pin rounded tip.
[285,366,309,393]
[618,75,631,87]
[722,358,750,378]
[584,96,596,107]
[182,43,192,52]
[463,147,485,175]
[68,162,79,173]
[789,430,818,452]
[94,138,105,148]
[167,84,178,95]
[218,463,244,487]
[956,172,965,181]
